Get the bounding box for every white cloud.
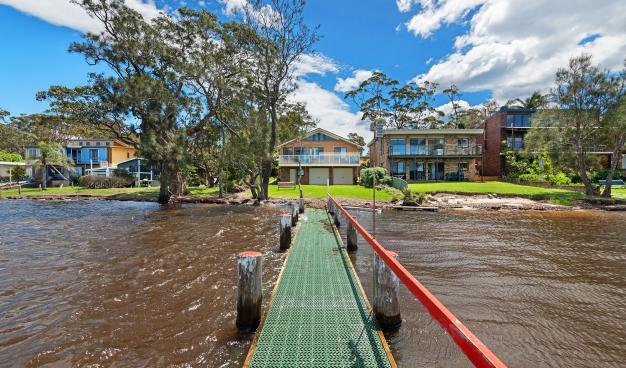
[407,0,626,101]
[435,99,471,116]
[293,53,339,77]
[395,0,416,13]
[219,0,248,15]
[0,0,162,33]
[289,81,371,141]
[334,70,374,93]
[405,0,484,38]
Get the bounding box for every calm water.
[1,200,625,367]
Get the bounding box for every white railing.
[279,153,360,166]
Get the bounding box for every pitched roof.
[276,128,359,148]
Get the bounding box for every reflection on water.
[348,209,626,368]
[1,201,625,368]
[0,200,285,367]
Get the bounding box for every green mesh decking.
[246,208,394,368]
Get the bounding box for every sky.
[1,0,625,141]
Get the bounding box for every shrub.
[547,172,572,185]
[0,152,23,162]
[402,189,426,206]
[517,173,544,182]
[360,167,392,188]
[78,175,132,189]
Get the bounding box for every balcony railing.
[279,153,360,166]
[388,144,482,157]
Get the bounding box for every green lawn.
[408,181,572,195]
[408,181,588,205]
[0,186,219,200]
[610,187,626,200]
[267,184,396,201]
[3,182,623,205]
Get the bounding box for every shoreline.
[3,191,625,212]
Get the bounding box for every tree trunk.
[158,177,170,204]
[42,164,47,190]
[575,136,595,196]
[258,158,272,201]
[602,134,625,198]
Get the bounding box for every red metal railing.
[328,195,507,368]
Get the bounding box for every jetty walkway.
[241,197,506,368]
[244,208,395,367]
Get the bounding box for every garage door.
[333,168,353,185]
[309,168,329,185]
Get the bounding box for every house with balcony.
[368,128,484,181]
[24,138,140,185]
[65,138,138,174]
[277,128,361,185]
[480,107,535,177]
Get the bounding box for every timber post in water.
[347,221,358,251]
[333,205,341,227]
[373,251,401,330]
[299,197,305,214]
[279,215,292,251]
[291,204,299,226]
[236,251,262,331]
[327,197,334,214]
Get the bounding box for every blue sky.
[1,0,625,139]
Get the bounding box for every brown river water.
[0,200,624,367]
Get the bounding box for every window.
[621,154,626,169]
[390,138,406,155]
[409,161,425,180]
[506,114,532,128]
[106,142,111,146]
[390,160,406,179]
[334,147,347,154]
[304,132,334,141]
[427,139,444,156]
[27,148,39,159]
[89,149,99,161]
[283,148,293,155]
[86,142,91,146]
[79,142,83,146]
[506,137,524,150]
[457,138,469,148]
[314,147,324,155]
[458,162,469,171]
[127,152,131,159]
[96,142,101,146]
[409,138,426,155]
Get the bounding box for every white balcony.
[279,153,360,166]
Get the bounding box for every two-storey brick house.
[277,128,361,185]
[368,128,484,181]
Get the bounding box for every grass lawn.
[0,186,219,200]
[408,181,586,205]
[609,187,626,200]
[267,184,396,201]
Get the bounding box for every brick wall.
[481,112,505,177]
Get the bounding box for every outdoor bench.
[277,181,296,190]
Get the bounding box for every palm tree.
[506,91,548,109]
[33,142,73,190]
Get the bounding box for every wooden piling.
[291,204,299,226]
[279,215,292,251]
[373,251,401,330]
[327,197,334,214]
[333,206,341,227]
[347,221,358,251]
[299,197,305,214]
[236,251,263,331]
